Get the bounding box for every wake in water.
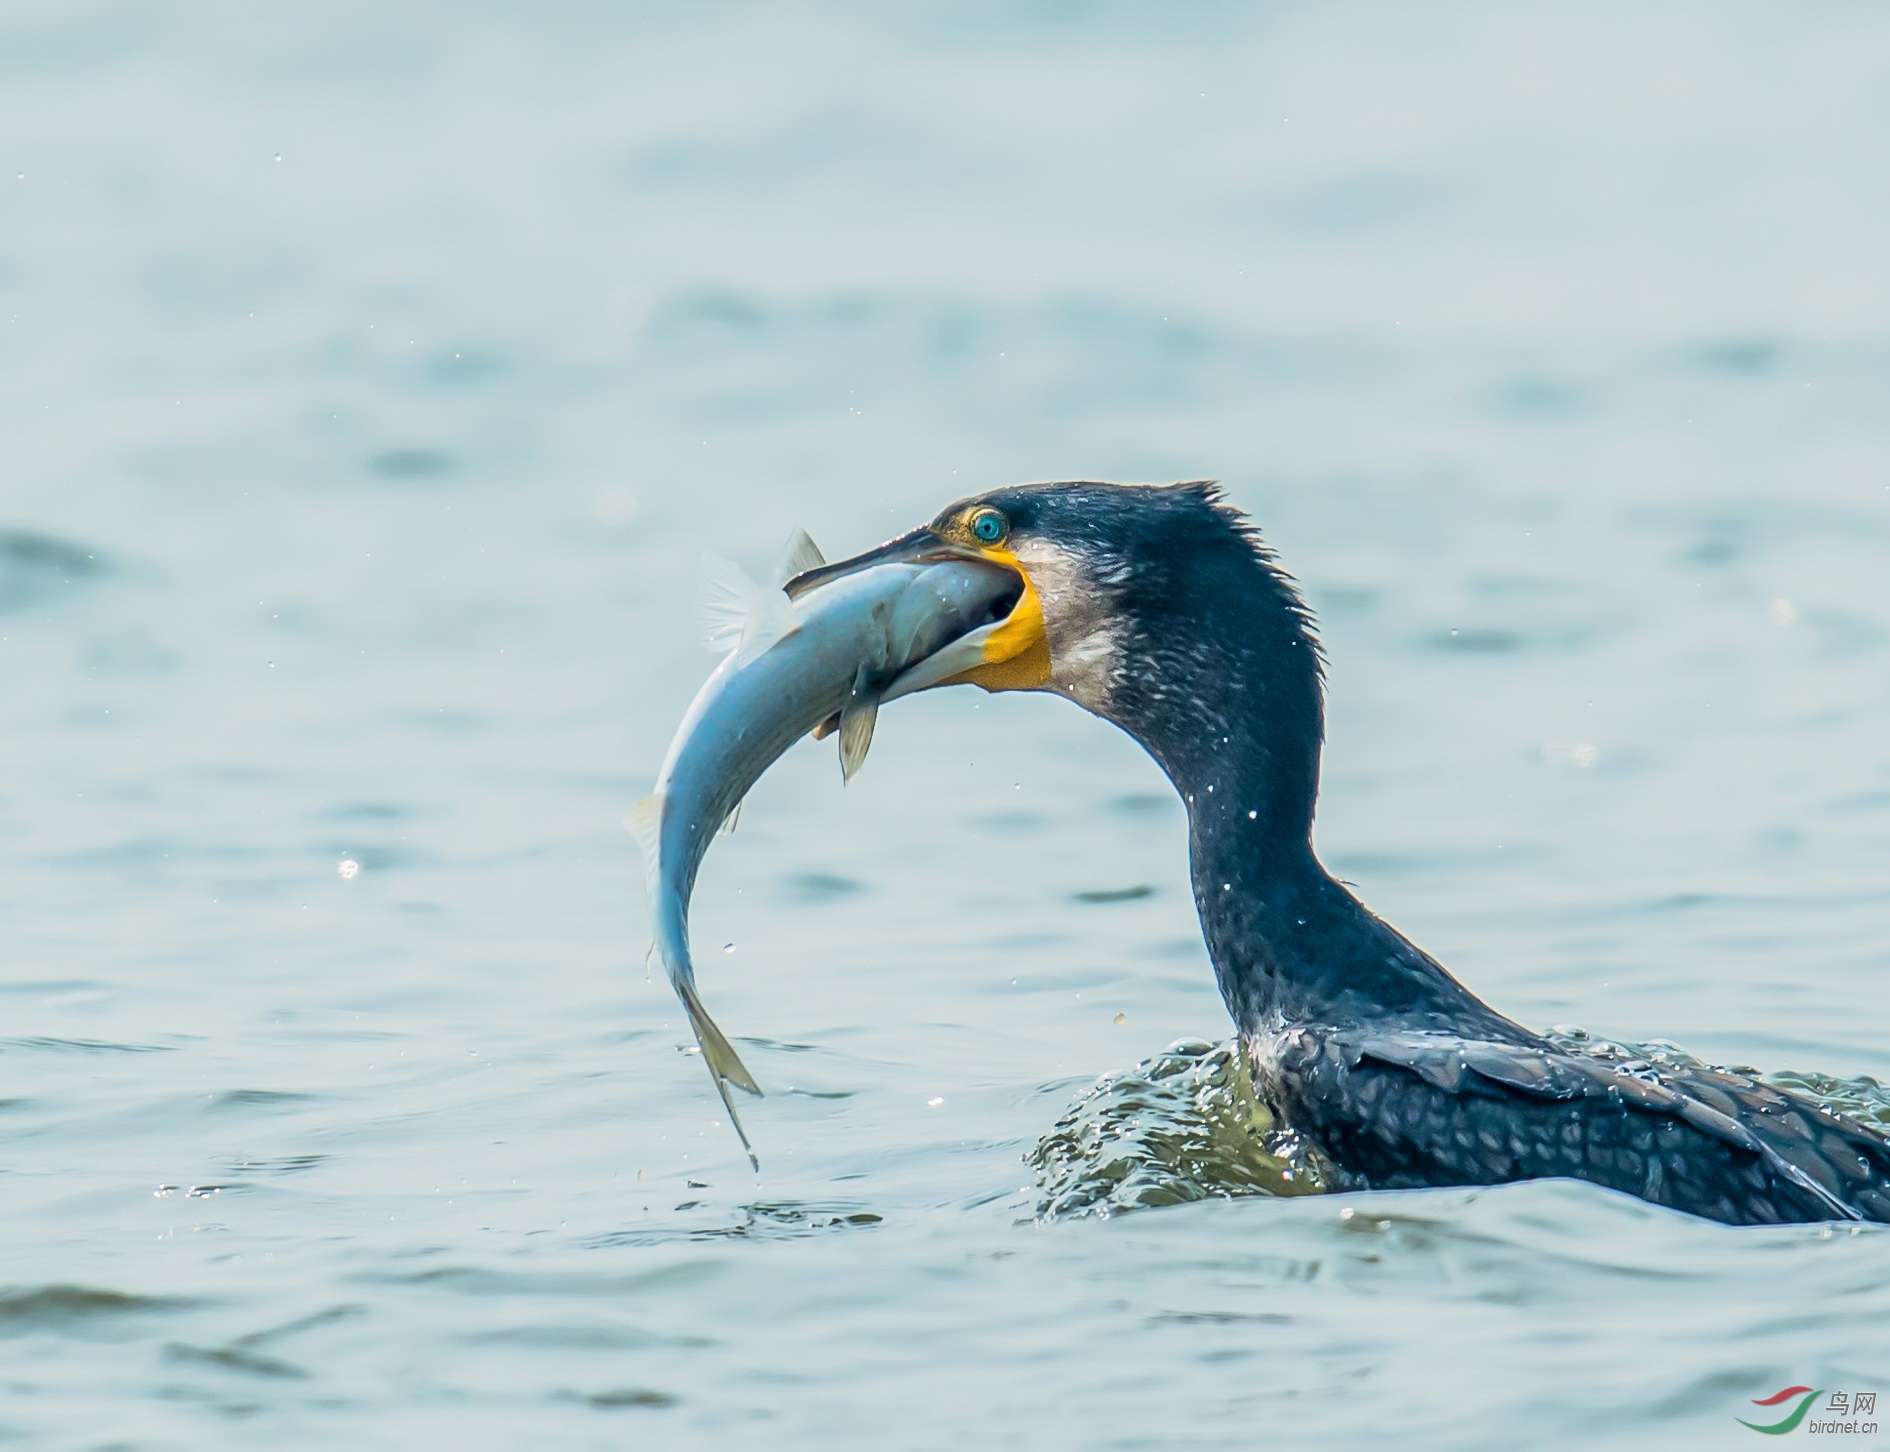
[1029,1030,1890,1221]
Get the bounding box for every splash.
[1031,1030,1890,1221]
[1029,1038,1329,1221]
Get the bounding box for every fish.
[632,531,1022,1166]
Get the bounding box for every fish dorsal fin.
[629,795,664,899]
[837,664,878,783]
[776,528,825,587]
[699,554,757,655]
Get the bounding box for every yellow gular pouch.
[944,545,1052,692]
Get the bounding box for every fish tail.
[676,974,763,1099]
[698,553,800,666]
[676,974,763,1170]
[634,792,759,1163]
[706,1054,760,1173]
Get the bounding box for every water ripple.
[0,1285,198,1337]
[0,1036,176,1055]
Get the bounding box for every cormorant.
[790,479,1890,1227]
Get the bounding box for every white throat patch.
[1011,535,1121,714]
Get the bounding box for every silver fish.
[633,532,1020,1165]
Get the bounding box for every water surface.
[4,4,1890,1446]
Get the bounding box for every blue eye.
[971,511,1005,543]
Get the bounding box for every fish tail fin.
[629,795,664,900]
[776,528,825,586]
[677,974,762,1099]
[708,1060,760,1173]
[676,975,763,1169]
[699,554,758,654]
[699,553,800,665]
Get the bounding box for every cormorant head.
[790,481,1325,838]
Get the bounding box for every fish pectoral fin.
[677,976,762,1097]
[776,528,825,586]
[629,795,664,899]
[838,667,879,783]
[838,703,876,781]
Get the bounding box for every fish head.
[788,484,1154,712]
[784,521,1034,702]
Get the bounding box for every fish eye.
[970,509,1007,544]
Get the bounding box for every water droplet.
[337,859,360,880]
[927,1096,945,1108]
[721,943,735,954]
[1113,1012,1126,1025]
[1247,809,1257,820]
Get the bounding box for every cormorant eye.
[970,509,1006,544]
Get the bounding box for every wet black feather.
[951,479,1890,1226]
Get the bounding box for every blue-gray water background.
[4,4,1890,1447]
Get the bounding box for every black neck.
[1104,545,1508,1037]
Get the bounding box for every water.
[4,3,1890,1445]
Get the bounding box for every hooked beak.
[782,525,969,598]
[786,525,1054,700]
